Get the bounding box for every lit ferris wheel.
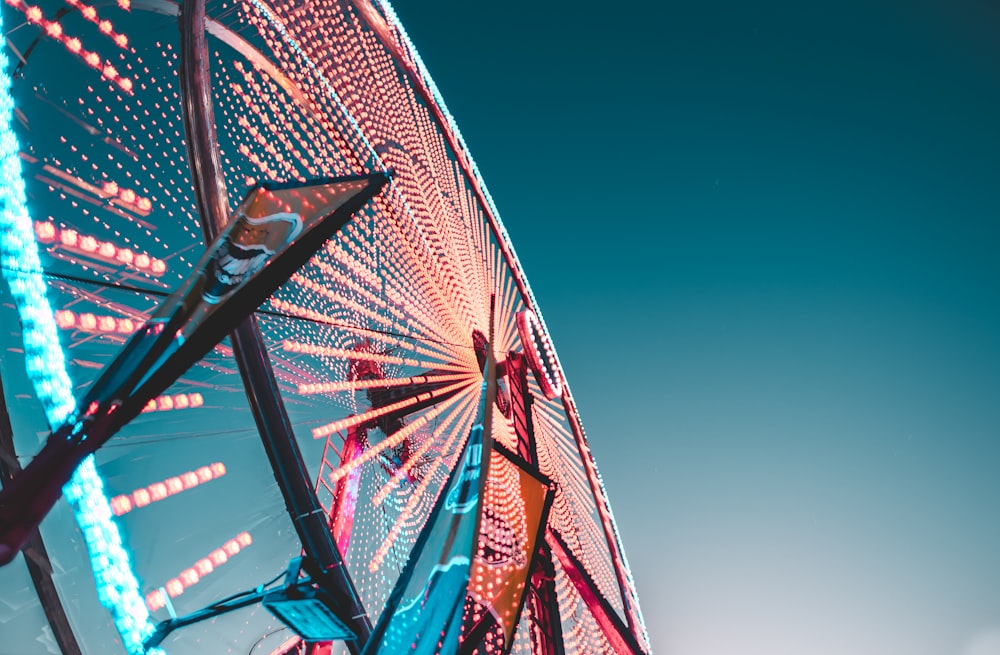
[0,1,651,654]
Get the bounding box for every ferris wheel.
[0,1,650,654]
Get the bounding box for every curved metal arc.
[133,0,315,117]
[177,1,371,650]
[350,2,649,646]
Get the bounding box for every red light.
[164,578,183,597]
[54,310,142,335]
[79,235,98,253]
[34,221,56,242]
[146,590,165,611]
[110,495,132,516]
[97,316,115,332]
[149,482,167,501]
[113,462,229,516]
[179,568,199,586]
[52,226,157,273]
[133,488,151,507]
[55,310,75,329]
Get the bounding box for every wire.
[7,265,169,297]
[205,567,287,611]
[100,413,338,448]
[247,628,290,655]
[98,426,260,448]
[0,263,476,350]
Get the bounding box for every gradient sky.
[390,1,1000,654]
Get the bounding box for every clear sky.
[389,1,1000,654]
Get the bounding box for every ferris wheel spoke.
[296,372,473,397]
[318,378,475,455]
[368,391,479,508]
[368,391,481,573]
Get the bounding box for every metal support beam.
[177,2,371,649]
[0,370,83,655]
[506,352,537,466]
[527,541,565,655]
[546,528,643,655]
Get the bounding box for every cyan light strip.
[0,26,162,655]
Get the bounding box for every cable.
[0,263,477,350]
[206,567,287,611]
[100,413,339,447]
[41,268,169,297]
[247,628,290,655]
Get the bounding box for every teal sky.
[392,1,1000,653]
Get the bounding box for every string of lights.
[0,18,162,653]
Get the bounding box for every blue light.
[0,21,163,655]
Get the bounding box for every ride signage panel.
[463,447,553,652]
